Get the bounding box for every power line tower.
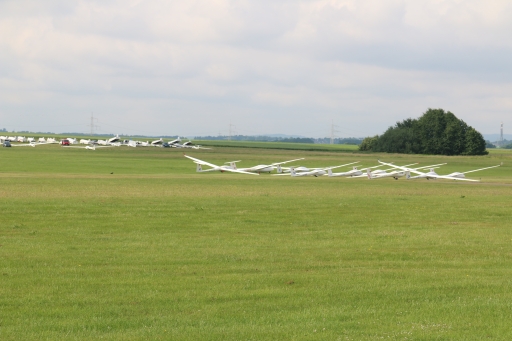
[88,113,100,136]
[500,122,504,147]
[330,120,340,145]
[228,122,236,141]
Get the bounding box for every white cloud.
[0,0,511,136]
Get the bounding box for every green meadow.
[195,140,360,152]
[1,144,511,340]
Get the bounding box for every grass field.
[195,140,360,152]
[1,144,511,340]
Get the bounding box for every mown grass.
[1,145,511,340]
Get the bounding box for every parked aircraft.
[326,165,383,177]
[11,140,57,147]
[12,142,36,147]
[366,163,448,180]
[349,163,422,178]
[108,135,121,144]
[174,141,211,150]
[277,165,313,173]
[229,158,305,174]
[184,155,259,175]
[366,168,407,180]
[285,162,359,177]
[378,161,500,181]
[417,165,501,180]
[151,138,163,146]
[63,144,117,150]
[168,137,181,145]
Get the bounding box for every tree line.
[359,109,488,155]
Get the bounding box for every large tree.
[360,109,488,155]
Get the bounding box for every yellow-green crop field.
[1,143,511,340]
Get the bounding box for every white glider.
[12,142,37,147]
[281,162,359,177]
[63,144,118,150]
[377,160,497,181]
[184,155,259,175]
[365,163,447,180]
[349,163,419,178]
[326,165,383,177]
[228,158,306,174]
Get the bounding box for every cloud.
[0,0,511,136]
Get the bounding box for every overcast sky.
[1,0,511,137]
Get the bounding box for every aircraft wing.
[269,158,305,166]
[220,168,259,175]
[348,174,365,178]
[184,154,258,175]
[414,163,447,170]
[184,155,220,169]
[323,161,359,171]
[243,158,306,172]
[378,161,425,175]
[460,164,501,174]
[427,174,479,182]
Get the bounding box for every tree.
[464,128,488,155]
[359,135,379,151]
[359,108,488,155]
[485,141,496,149]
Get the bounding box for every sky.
[1,0,511,138]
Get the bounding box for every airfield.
[1,142,512,340]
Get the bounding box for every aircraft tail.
[229,162,237,170]
[367,169,372,179]
[277,165,283,173]
[406,171,410,179]
[327,168,333,176]
[290,167,297,177]
[196,163,203,172]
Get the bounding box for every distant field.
[1,145,511,340]
[195,140,360,152]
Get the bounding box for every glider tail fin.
[196,163,203,172]
[406,171,411,180]
[367,169,372,179]
[327,168,333,176]
[277,165,283,173]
